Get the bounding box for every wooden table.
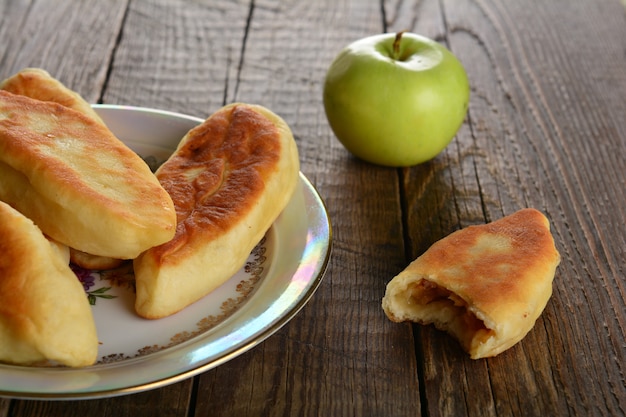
[1,0,624,416]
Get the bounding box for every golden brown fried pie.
[134,103,300,319]
[0,68,103,123]
[382,208,560,359]
[0,201,98,367]
[0,90,176,259]
[2,68,129,267]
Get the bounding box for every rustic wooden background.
[0,0,624,416]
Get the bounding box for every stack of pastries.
[0,68,300,366]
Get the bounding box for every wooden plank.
[384,2,502,416]
[192,0,422,415]
[394,0,626,415]
[101,0,252,117]
[0,399,9,417]
[0,0,127,101]
[8,382,192,417]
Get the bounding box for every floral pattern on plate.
[71,236,268,364]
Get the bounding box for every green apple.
[323,31,469,167]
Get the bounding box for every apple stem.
[393,30,407,60]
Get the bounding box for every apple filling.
[407,279,494,350]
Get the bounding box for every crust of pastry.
[0,68,104,123]
[133,103,300,319]
[0,201,98,367]
[1,69,133,267]
[382,208,560,359]
[0,90,176,259]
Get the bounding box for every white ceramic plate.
[0,105,331,400]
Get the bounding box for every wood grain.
[0,0,127,101]
[7,382,192,417]
[102,0,251,117]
